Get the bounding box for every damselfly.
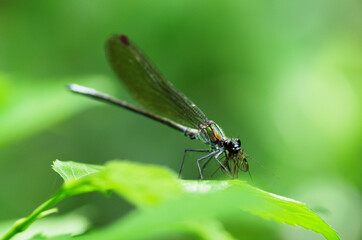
[68,34,250,179]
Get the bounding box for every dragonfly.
[68,34,249,179]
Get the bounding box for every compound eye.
[236,138,241,146]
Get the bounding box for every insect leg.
[179,148,211,178]
[196,150,220,180]
[201,151,226,174]
[214,150,232,177]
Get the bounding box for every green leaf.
[182,181,339,240]
[79,177,339,240]
[56,160,339,240]
[52,160,182,207]
[52,160,104,184]
[2,160,339,240]
[52,160,338,240]
[98,161,183,207]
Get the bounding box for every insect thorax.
[198,121,225,146]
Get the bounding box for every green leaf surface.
[98,161,183,207]
[52,160,104,184]
[52,160,183,207]
[2,160,339,240]
[52,160,338,240]
[183,181,339,240]
[77,180,338,240]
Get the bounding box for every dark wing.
[105,34,208,129]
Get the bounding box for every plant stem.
[1,190,66,240]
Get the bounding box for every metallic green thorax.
[198,121,225,147]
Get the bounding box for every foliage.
[1,160,339,240]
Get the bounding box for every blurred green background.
[0,0,360,239]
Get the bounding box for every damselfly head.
[223,138,241,153]
[221,138,249,177]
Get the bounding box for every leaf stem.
[1,189,66,240]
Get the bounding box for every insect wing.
[106,35,208,128]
